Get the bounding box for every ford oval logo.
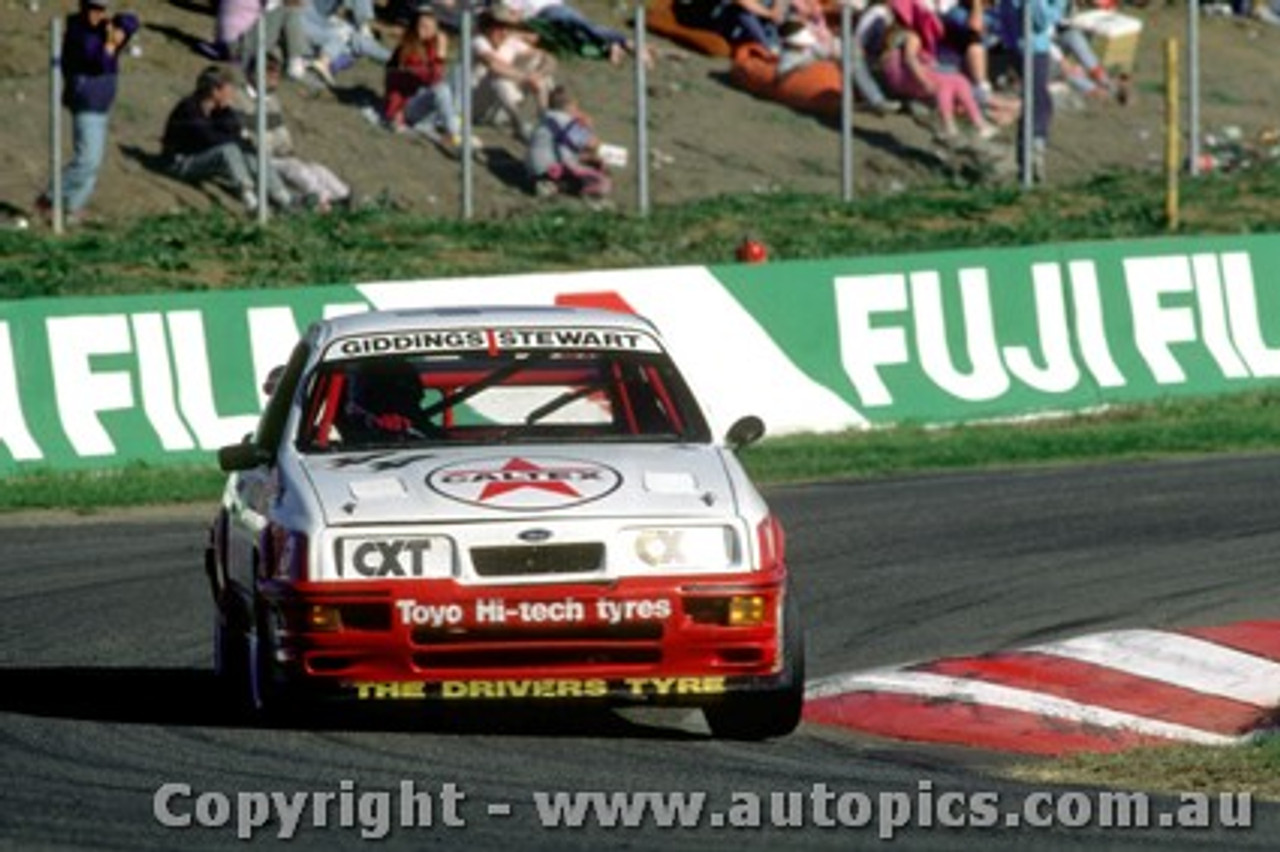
[518,528,553,543]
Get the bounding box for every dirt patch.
[2,0,1278,224]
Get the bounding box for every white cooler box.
[1071,10,1144,73]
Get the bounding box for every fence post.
[255,14,268,226]
[461,2,475,221]
[1165,38,1180,231]
[634,2,650,217]
[1187,0,1200,176]
[839,1,853,202]
[1020,0,1033,189]
[50,16,64,235]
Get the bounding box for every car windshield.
[295,342,711,452]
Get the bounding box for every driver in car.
[339,358,429,442]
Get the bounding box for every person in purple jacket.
[39,0,138,223]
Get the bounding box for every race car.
[206,305,804,739]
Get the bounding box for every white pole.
[634,3,650,216]
[50,16,64,235]
[1187,0,1200,175]
[461,3,474,220]
[840,1,853,202]
[255,14,268,224]
[1020,0,1033,188]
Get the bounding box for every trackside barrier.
[0,233,1277,474]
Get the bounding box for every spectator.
[1053,6,1125,104]
[881,0,997,142]
[712,0,788,51]
[161,65,293,213]
[499,0,649,65]
[526,84,611,199]
[775,19,820,78]
[780,0,901,115]
[933,0,1020,123]
[239,54,352,211]
[301,0,393,86]
[785,0,837,56]
[218,0,309,81]
[852,0,906,115]
[38,0,138,225]
[998,0,1065,179]
[472,8,557,142]
[383,7,472,153]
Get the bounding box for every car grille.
[410,622,664,670]
[470,543,604,577]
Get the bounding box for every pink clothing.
[219,0,273,45]
[889,0,944,60]
[882,47,984,128]
[218,0,257,45]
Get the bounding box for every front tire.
[703,591,806,740]
[246,602,300,724]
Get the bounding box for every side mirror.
[218,442,270,472]
[261,364,285,398]
[725,415,765,449]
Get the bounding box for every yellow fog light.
[307,605,343,632]
[727,595,766,627]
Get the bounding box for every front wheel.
[703,590,805,740]
[246,603,300,724]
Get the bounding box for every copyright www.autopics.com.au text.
[151,779,1254,841]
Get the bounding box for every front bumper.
[256,569,789,704]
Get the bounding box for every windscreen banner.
[0,234,1276,474]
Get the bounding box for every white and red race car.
[206,306,804,738]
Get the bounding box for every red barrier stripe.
[803,691,1173,756]
[1181,621,1280,664]
[915,652,1266,736]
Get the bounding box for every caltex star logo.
[476,457,584,502]
[427,456,623,511]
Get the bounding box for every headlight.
[624,526,738,571]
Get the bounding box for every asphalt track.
[1,454,1278,850]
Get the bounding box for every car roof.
[309,305,662,348]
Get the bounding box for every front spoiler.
[341,670,793,706]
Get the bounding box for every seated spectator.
[161,65,293,213]
[851,0,905,115]
[712,0,787,51]
[526,84,611,199]
[779,0,901,115]
[499,0,649,64]
[1053,6,1125,104]
[934,0,1020,123]
[383,7,472,153]
[239,54,352,211]
[881,0,997,142]
[775,19,820,78]
[217,0,309,81]
[301,0,392,86]
[472,8,557,142]
[785,0,837,56]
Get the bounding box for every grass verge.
[3,167,1280,299]
[1008,735,1280,801]
[3,388,1277,512]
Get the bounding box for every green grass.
[739,389,1280,484]
[3,388,1277,513]
[0,463,227,513]
[3,166,1280,300]
[1009,734,1280,801]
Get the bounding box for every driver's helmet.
[342,356,423,433]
